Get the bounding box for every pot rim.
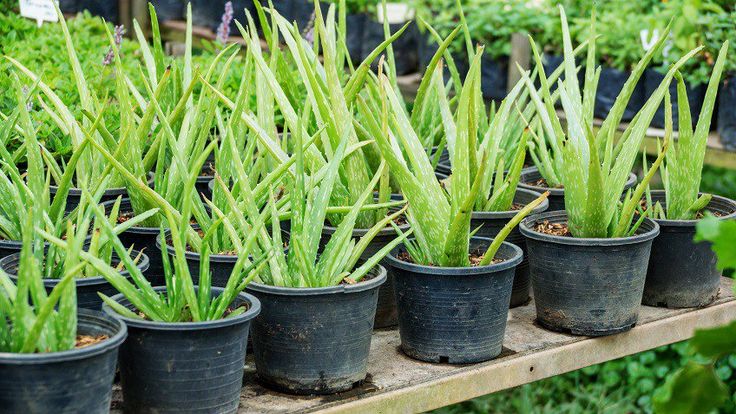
[102,286,261,331]
[101,198,160,234]
[246,264,387,296]
[471,188,549,219]
[383,236,523,274]
[646,190,736,227]
[1,249,150,287]
[519,210,660,246]
[519,167,637,196]
[0,308,127,364]
[50,172,155,196]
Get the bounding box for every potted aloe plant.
[519,35,638,211]
[6,6,146,213]
[84,5,254,282]
[365,47,547,364]
[0,197,126,413]
[401,42,554,307]
[642,42,735,308]
[47,176,265,412]
[518,8,706,336]
[240,128,409,394]
[0,87,153,310]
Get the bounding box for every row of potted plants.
[1,2,734,412]
[415,0,736,144]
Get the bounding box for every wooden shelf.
[110,278,736,413]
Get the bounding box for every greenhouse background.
[1,0,735,413]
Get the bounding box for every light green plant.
[360,41,548,267]
[42,161,271,323]
[645,42,729,220]
[522,7,703,238]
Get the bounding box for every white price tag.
[19,0,59,27]
[377,3,414,24]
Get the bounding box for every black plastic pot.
[101,198,163,286]
[520,211,659,336]
[362,19,418,76]
[480,55,508,100]
[51,185,127,215]
[384,238,521,363]
[435,148,451,176]
[288,0,329,32]
[2,250,150,310]
[247,266,385,394]
[190,0,221,29]
[645,68,706,130]
[718,75,736,151]
[319,203,409,328]
[156,232,239,288]
[0,309,126,413]
[150,0,185,22]
[643,191,736,308]
[418,32,439,70]
[103,287,260,414]
[59,0,78,13]
[519,166,638,211]
[76,0,119,22]
[595,66,645,121]
[345,13,367,64]
[472,188,549,307]
[0,239,33,262]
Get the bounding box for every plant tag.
[19,0,59,27]
[377,3,414,24]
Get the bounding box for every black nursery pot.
[480,54,508,101]
[362,18,418,76]
[345,13,367,64]
[520,211,659,336]
[1,250,150,311]
[150,0,185,22]
[595,67,645,122]
[156,232,238,288]
[319,203,410,328]
[435,147,451,176]
[76,0,119,22]
[519,166,637,211]
[101,198,163,286]
[643,191,736,308]
[51,184,127,215]
[246,266,385,394]
[103,287,260,414]
[645,68,706,130]
[472,188,549,307]
[718,75,736,151]
[0,309,126,414]
[384,238,522,363]
[190,0,222,29]
[59,0,78,13]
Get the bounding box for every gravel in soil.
[75,334,108,349]
[396,251,503,266]
[534,220,572,237]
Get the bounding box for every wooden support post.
[507,32,531,93]
[130,0,151,35]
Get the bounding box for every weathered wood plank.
[110,278,735,413]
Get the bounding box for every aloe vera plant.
[645,42,730,220]
[0,216,79,353]
[521,7,706,238]
[359,42,548,267]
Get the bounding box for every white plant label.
[19,0,59,27]
[377,3,415,24]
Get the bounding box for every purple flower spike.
[216,1,234,44]
[103,25,126,66]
